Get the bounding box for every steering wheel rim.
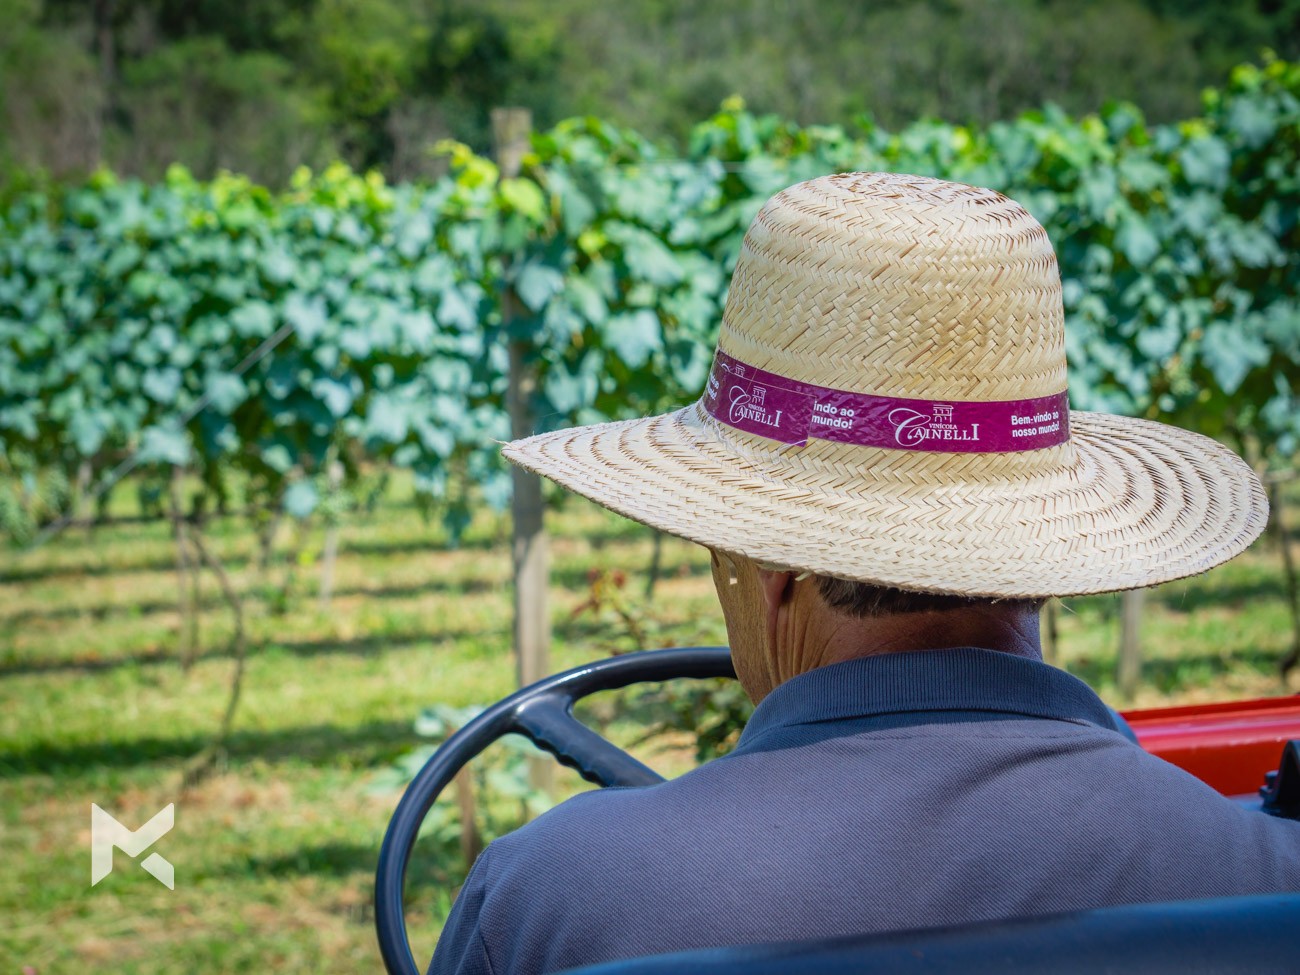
[374,646,736,975]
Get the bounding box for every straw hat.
[503,172,1267,598]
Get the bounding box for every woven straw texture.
[503,172,1268,598]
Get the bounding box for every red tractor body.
[1124,694,1300,796]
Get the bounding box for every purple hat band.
[702,350,1070,453]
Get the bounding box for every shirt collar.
[737,648,1118,748]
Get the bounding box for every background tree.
[5,0,1299,185]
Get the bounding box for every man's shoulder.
[465,770,753,974]
[488,759,739,868]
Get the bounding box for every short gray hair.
[815,576,1043,618]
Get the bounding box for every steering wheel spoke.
[513,698,664,788]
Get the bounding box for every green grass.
[1,476,1296,973]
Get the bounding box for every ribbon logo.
[887,404,981,447]
[728,384,784,431]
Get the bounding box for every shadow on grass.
[1055,573,1287,623]
[0,623,505,678]
[0,576,507,629]
[0,717,419,777]
[1065,644,1291,697]
[0,556,707,665]
[1148,576,1285,614]
[230,841,387,880]
[218,841,464,923]
[0,523,656,586]
[0,559,706,638]
[225,841,463,910]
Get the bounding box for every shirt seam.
[787,710,1111,730]
[735,723,1124,754]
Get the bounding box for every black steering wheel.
[374,646,736,975]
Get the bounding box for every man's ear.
[755,567,795,615]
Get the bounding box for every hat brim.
[502,403,1267,599]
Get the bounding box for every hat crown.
[718,172,1067,403]
[502,171,1267,599]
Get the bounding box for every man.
[430,172,1300,975]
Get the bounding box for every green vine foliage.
[2,58,1298,544]
[0,161,503,531]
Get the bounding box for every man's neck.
[814,605,1044,669]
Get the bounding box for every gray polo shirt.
[429,649,1300,975]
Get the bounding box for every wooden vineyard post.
[1266,476,1300,677]
[169,465,200,670]
[318,456,343,610]
[1119,589,1144,699]
[493,107,553,797]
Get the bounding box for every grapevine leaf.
[1114,217,1160,266]
[606,309,662,368]
[139,425,191,465]
[1202,321,1269,395]
[204,373,247,414]
[515,262,566,313]
[283,480,320,519]
[286,292,329,343]
[499,178,547,222]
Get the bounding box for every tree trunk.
[1118,589,1144,699]
[256,509,281,576]
[273,517,308,615]
[75,460,93,537]
[91,0,115,166]
[453,767,483,869]
[645,529,665,601]
[318,460,344,611]
[1268,478,1300,677]
[169,467,200,671]
[494,106,552,798]
[183,527,249,787]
